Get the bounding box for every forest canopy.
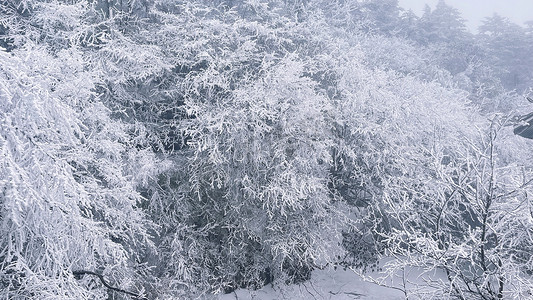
[1,0,533,299]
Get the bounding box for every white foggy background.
[398,0,533,32]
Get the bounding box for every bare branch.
[72,270,146,300]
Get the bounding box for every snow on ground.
[216,259,449,300]
[216,267,405,300]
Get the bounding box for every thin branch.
[72,270,145,299]
[444,268,465,300]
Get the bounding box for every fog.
[398,0,533,32]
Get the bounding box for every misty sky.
[398,0,533,32]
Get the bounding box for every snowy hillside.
[1,0,533,299]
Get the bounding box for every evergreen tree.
[478,14,533,91]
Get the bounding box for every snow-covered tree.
[373,119,533,299]
[0,42,161,298]
[2,0,533,298]
[478,14,533,91]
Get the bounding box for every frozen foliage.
[0,46,158,298]
[1,0,533,299]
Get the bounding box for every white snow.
[216,267,405,300]
[216,258,453,300]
